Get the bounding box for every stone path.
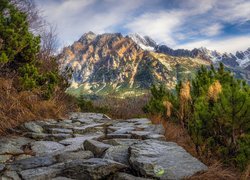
[0,113,207,180]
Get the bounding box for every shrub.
[145,63,250,170]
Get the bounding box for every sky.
[35,0,250,53]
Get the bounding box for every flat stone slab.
[19,163,64,180]
[0,154,12,163]
[24,122,43,133]
[31,141,65,156]
[47,128,73,134]
[129,139,207,179]
[84,139,111,157]
[112,172,153,180]
[102,139,140,146]
[56,151,94,163]
[59,133,103,146]
[103,145,129,165]
[63,158,127,179]
[7,155,57,171]
[1,170,21,180]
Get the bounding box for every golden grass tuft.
[207,80,222,101]
[163,100,173,118]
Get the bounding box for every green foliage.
[77,95,109,113]
[0,0,40,66]
[145,63,250,170]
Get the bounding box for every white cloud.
[125,11,184,46]
[200,23,222,36]
[175,35,250,53]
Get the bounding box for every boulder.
[19,163,64,180]
[47,128,73,134]
[129,139,207,179]
[56,151,94,162]
[103,145,129,165]
[83,139,111,157]
[31,141,65,156]
[59,133,103,146]
[63,158,127,179]
[0,136,33,155]
[24,122,43,133]
[102,139,140,146]
[112,172,153,180]
[7,155,57,171]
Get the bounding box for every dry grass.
[92,94,150,119]
[186,162,240,180]
[0,77,77,135]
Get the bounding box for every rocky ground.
[0,113,207,180]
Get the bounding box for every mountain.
[59,32,209,97]
[59,32,250,97]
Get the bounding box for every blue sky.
[35,0,250,53]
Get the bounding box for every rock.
[63,158,127,179]
[0,155,12,163]
[15,154,33,161]
[56,151,94,162]
[19,163,64,180]
[0,136,33,155]
[52,177,74,180]
[103,145,129,165]
[63,143,83,152]
[131,131,150,139]
[73,123,104,134]
[24,122,43,133]
[61,120,73,124]
[83,139,111,157]
[112,172,153,180]
[129,139,207,179]
[47,128,73,134]
[102,139,140,146]
[146,134,165,141]
[59,133,103,146]
[7,155,57,171]
[106,134,132,139]
[0,163,5,172]
[112,127,135,134]
[31,141,65,156]
[1,170,21,180]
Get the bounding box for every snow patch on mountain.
[128,33,156,51]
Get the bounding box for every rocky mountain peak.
[78,31,97,44]
[128,33,156,51]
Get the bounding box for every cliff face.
[59,32,209,96]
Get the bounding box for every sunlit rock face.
[59,32,249,96]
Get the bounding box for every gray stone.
[56,151,94,162]
[52,177,74,180]
[0,136,33,155]
[63,143,83,152]
[7,155,57,171]
[131,131,150,139]
[112,127,135,134]
[61,120,73,124]
[129,139,207,179]
[83,139,111,157]
[31,141,65,156]
[112,172,153,180]
[15,154,33,161]
[73,123,104,134]
[59,133,103,146]
[102,139,140,146]
[63,158,127,179]
[19,163,64,180]
[0,163,5,172]
[47,128,73,134]
[0,155,12,163]
[24,122,43,133]
[106,134,132,139]
[146,134,165,141]
[1,170,21,180]
[103,145,129,165]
